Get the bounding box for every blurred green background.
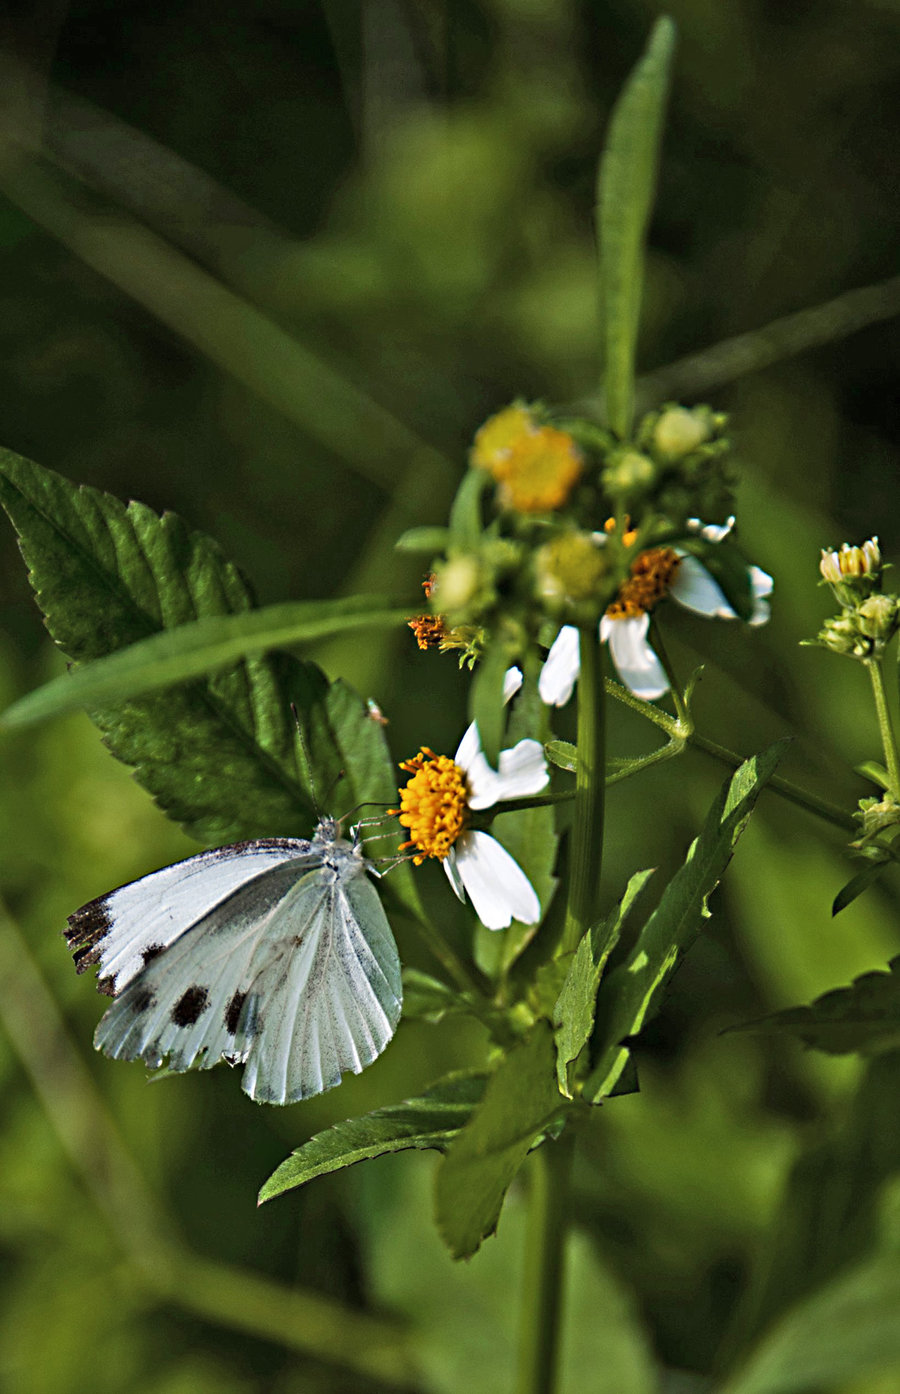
[2,1,900,1391]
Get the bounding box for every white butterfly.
[65,818,402,1105]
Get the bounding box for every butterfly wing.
[74,838,402,1105]
[239,866,402,1104]
[66,838,313,995]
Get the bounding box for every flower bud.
[816,612,872,658]
[820,538,882,605]
[857,595,899,643]
[602,450,656,497]
[652,406,709,459]
[432,554,485,618]
[855,794,900,840]
[535,531,610,620]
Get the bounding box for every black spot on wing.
[97,975,116,997]
[172,985,210,1027]
[225,990,246,1036]
[131,987,155,1014]
[141,944,164,966]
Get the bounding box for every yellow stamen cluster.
[392,748,469,862]
[819,538,880,584]
[606,547,681,620]
[471,406,582,513]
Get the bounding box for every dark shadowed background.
[1,2,900,1391]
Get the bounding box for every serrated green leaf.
[434,1022,566,1259]
[584,739,788,1101]
[832,861,890,916]
[258,1074,487,1204]
[722,1252,900,1394]
[0,447,395,843]
[546,739,577,773]
[1,595,411,729]
[469,641,509,770]
[394,526,450,554]
[597,17,676,437]
[554,868,655,1097]
[736,954,900,1056]
[448,468,490,548]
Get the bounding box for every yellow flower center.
[606,547,681,620]
[471,406,582,513]
[392,749,469,862]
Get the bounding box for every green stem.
[688,732,855,832]
[865,658,900,797]
[563,628,607,954]
[408,911,484,996]
[648,618,690,726]
[604,674,681,736]
[516,1131,576,1394]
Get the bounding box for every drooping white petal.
[602,613,669,699]
[443,848,467,903]
[686,516,735,543]
[503,666,524,701]
[454,666,526,773]
[748,566,774,626]
[669,555,738,619]
[467,738,548,810]
[453,830,540,930]
[538,625,581,707]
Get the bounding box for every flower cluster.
[813,537,899,659]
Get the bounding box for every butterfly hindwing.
[73,826,402,1105]
[239,869,402,1104]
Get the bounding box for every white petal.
[467,738,548,810]
[670,555,737,619]
[454,720,481,774]
[454,667,525,772]
[454,830,540,930]
[686,516,735,543]
[606,614,669,699]
[503,666,524,701]
[443,848,467,903]
[539,626,580,707]
[748,566,774,627]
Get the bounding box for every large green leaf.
[554,868,655,1097]
[736,954,900,1056]
[597,17,676,438]
[722,1251,900,1394]
[434,1022,567,1259]
[584,739,788,1101]
[258,1074,486,1204]
[1,595,410,729]
[0,447,395,843]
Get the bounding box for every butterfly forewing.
[70,824,402,1105]
[66,838,314,995]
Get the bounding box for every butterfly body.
[66,819,402,1104]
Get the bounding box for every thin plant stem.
[408,907,485,996]
[563,627,607,954]
[865,658,900,797]
[516,1130,576,1394]
[687,731,855,832]
[648,617,689,725]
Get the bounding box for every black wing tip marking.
[171,985,210,1027]
[65,898,113,974]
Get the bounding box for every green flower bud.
[815,612,873,658]
[602,449,656,496]
[857,594,899,643]
[855,794,900,840]
[432,554,487,619]
[652,406,710,459]
[534,531,611,621]
[819,538,882,606]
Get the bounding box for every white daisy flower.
[539,524,773,705]
[393,669,548,930]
